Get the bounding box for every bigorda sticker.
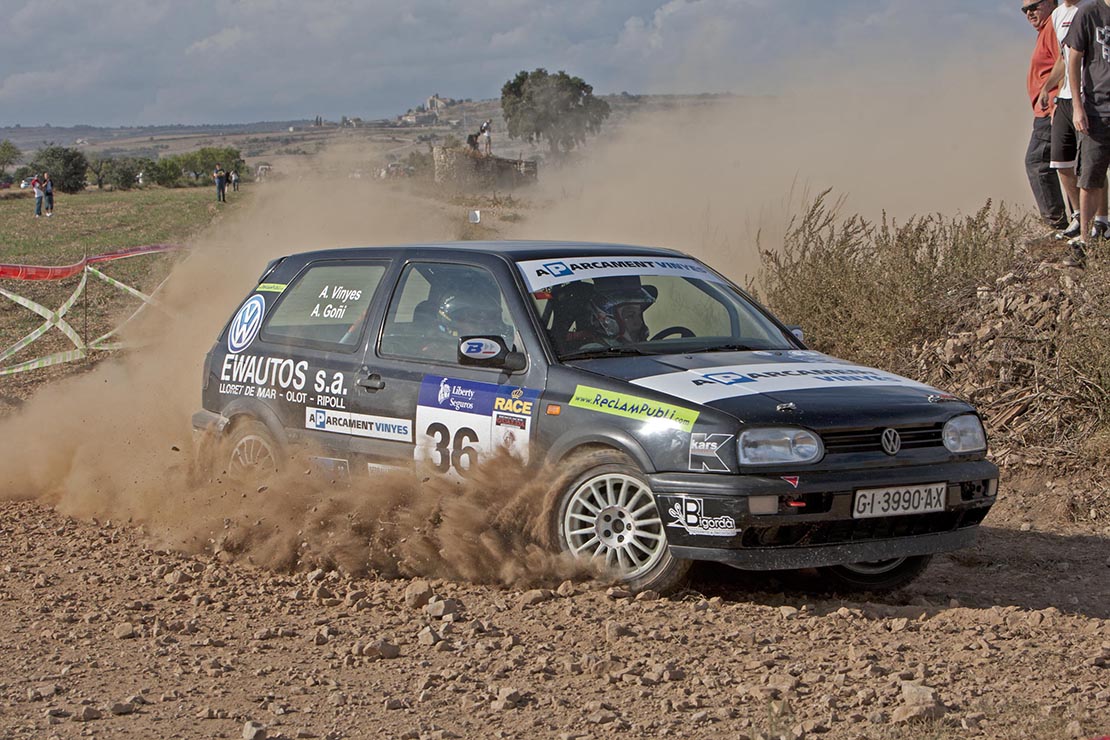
[569,385,699,432]
[666,497,738,537]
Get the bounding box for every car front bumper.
[648,459,998,571]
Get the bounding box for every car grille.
[821,424,944,454]
[740,507,989,549]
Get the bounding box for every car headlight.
[738,427,823,465]
[942,414,987,453]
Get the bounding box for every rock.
[892,704,945,722]
[605,587,633,600]
[306,568,326,583]
[243,720,268,739]
[384,698,405,710]
[900,682,939,706]
[634,589,660,602]
[604,621,631,641]
[418,626,441,646]
[74,706,103,722]
[587,710,617,724]
[426,598,459,618]
[890,617,909,632]
[109,702,134,715]
[556,580,576,597]
[404,580,434,608]
[779,606,799,619]
[113,622,136,639]
[519,589,554,607]
[365,639,401,659]
[163,569,193,585]
[496,687,522,705]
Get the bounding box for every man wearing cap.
[1025,0,1069,234]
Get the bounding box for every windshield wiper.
[561,346,651,360]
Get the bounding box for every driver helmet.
[436,291,505,338]
[587,279,656,342]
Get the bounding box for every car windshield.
[516,255,798,360]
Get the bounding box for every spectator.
[31,175,43,218]
[230,169,239,192]
[1064,0,1110,267]
[1039,0,1107,240]
[480,119,492,155]
[213,163,227,202]
[1025,0,1068,234]
[42,172,54,217]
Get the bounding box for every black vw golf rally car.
[194,242,998,593]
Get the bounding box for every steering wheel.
[650,325,695,341]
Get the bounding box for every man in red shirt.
[1026,0,1068,231]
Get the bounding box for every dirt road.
[2,497,1107,740]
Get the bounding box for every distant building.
[426,94,456,112]
[400,111,437,126]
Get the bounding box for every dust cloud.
[0,36,1037,582]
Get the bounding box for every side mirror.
[787,325,805,342]
[458,335,526,372]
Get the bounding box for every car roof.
[280,240,691,264]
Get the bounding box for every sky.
[0,0,1028,127]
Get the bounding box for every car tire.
[817,554,932,593]
[223,419,281,481]
[553,449,690,594]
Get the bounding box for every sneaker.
[1091,221,1110,240]
[1057,214,1081,239]
[1062,239,1088,268]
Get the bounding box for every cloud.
[0,1,1026,126]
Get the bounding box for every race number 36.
[424,423,479,474]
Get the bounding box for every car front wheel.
[554,450,690,594]
[818,554,932,593]
[223,419,281,481]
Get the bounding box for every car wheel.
[818,554,932,593]
[554,450,690,594]
[224,419,281,480]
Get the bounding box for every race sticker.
[227,294,265,354]
[305,407,412,442]
[256,283,287,293]
[569,385,699,432]
[665,496,738,537]
[415,376,541,475]
[632,362,936,404]
[689,433,733,472]
[516,255,727,292]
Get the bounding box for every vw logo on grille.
[881,428,902,456]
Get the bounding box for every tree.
[104,157,141,190]
[150,157,182,187]
[500,68,611,155]
[30,146,89,193]
[0,139,21,176]
[86,155,108,189]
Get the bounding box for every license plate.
[852,483,947,519]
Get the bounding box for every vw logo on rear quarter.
[881,428,902,456]
[228,294,265,354]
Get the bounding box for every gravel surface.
[1,498,1107,740]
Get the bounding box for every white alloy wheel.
[226,420,280,479]
[562,472,667,581]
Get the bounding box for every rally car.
[193,241,998,593]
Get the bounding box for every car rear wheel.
[224,419,281,481]
[818,554,932,593]
[555,450,690,594]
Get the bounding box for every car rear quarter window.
[260,263,387,349]
[380,262,519,364]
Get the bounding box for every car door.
[251,258,393,477]
[346,256,548,478]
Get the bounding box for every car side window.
[260,263,387,349]
[380,262,518,364]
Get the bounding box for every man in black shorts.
[1065,0,1110,267]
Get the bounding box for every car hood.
[567,350,970,429]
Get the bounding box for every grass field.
[0,186,226,265]
[0,187,235,393]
